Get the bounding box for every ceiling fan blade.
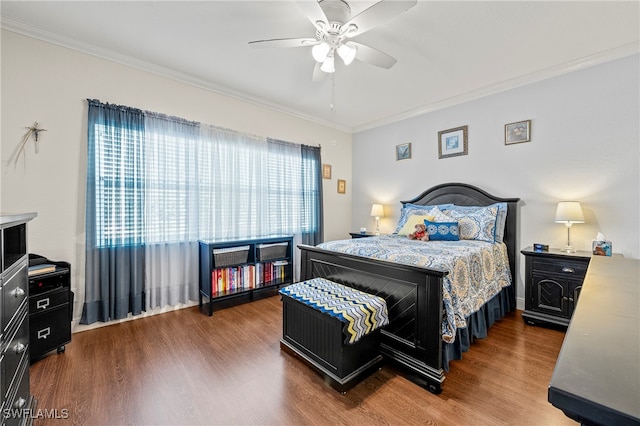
[296,0,328,31]
[248,37,319,49]
[312,62,326,82]
[351,42,397,69]
[342,0,417,38]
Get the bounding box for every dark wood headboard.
[401,182,520,308]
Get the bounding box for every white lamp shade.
[312,43,330,62]
[337,43,357,65]
[555,201,584,224]
[370,204,384,218]
[320,55,335,73]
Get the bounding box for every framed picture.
[337,179,346,194]
[396,143,412,161]
[322,164,332,179]
[505,120,531,145]
[438,125,468,159]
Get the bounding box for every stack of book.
[28,263,56,277]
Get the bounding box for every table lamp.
[370,204,384,235]
[555,201,584,253]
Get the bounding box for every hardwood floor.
[30,295,576,425]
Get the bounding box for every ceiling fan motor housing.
[319,0,352,26]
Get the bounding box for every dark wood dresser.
[1,213,37,426]
[548,255,639,425]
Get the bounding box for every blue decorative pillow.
[424,219,460,241]
[445,206,498,243]
[393,203,454,234]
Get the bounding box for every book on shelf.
[211,265,256,294]
[28,263,56,276]
[209,259,289,294]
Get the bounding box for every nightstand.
[521,247,591,327]
[349,232,378,239]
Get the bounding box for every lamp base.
[562,225,576,253]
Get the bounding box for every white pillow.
[397,214,434,236]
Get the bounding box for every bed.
[297,182,519,394]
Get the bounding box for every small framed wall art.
[337,179,346,194]
[438,125,468,159]
[396,143,412,161]
[505,120,531,145]
[322,163,332,179]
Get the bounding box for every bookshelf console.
[198,236,293,316]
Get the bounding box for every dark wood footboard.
[299,244,447,394]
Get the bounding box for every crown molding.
[353,42,640,133]
[2,15,636,136]
[0,16,353,134]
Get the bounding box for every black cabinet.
[198,236,293,316]
[349,232,378,239]
[28,259,71,362]
[521,247,591,327]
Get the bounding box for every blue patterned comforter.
[316,235,512,343]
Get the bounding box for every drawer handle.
[14,342,26,354]
[14,287,26,297]
[37,327,51,340]
[14,397,26,409]
[37,298,50,310]
[562,267,575,273]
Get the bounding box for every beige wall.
[1,30,352,327]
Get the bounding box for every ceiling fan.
[248,0,417,81]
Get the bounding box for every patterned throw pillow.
[426,206,455,222]
[393,203,453,234]
[445,206,498,243]
[424,219,459,241]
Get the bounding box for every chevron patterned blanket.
[279,278,389,344]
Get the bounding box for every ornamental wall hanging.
[8,121,47,167]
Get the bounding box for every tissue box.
[592,240,612,256]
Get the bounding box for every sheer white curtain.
[144,113,200,309]
[198,124,269,240]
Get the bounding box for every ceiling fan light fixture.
[312,42,331,62]
[320,55,335,73]
[337,43,357,65]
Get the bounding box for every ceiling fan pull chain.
[330,73,335,112]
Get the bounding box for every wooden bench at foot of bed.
[279,278,389,392]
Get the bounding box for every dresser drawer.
[3,356,31,426]
[2,264,28,336]
[29,286,69,314]
[531,258,588,279]
[1,309,28,400]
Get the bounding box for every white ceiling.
[1,1,638,132]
